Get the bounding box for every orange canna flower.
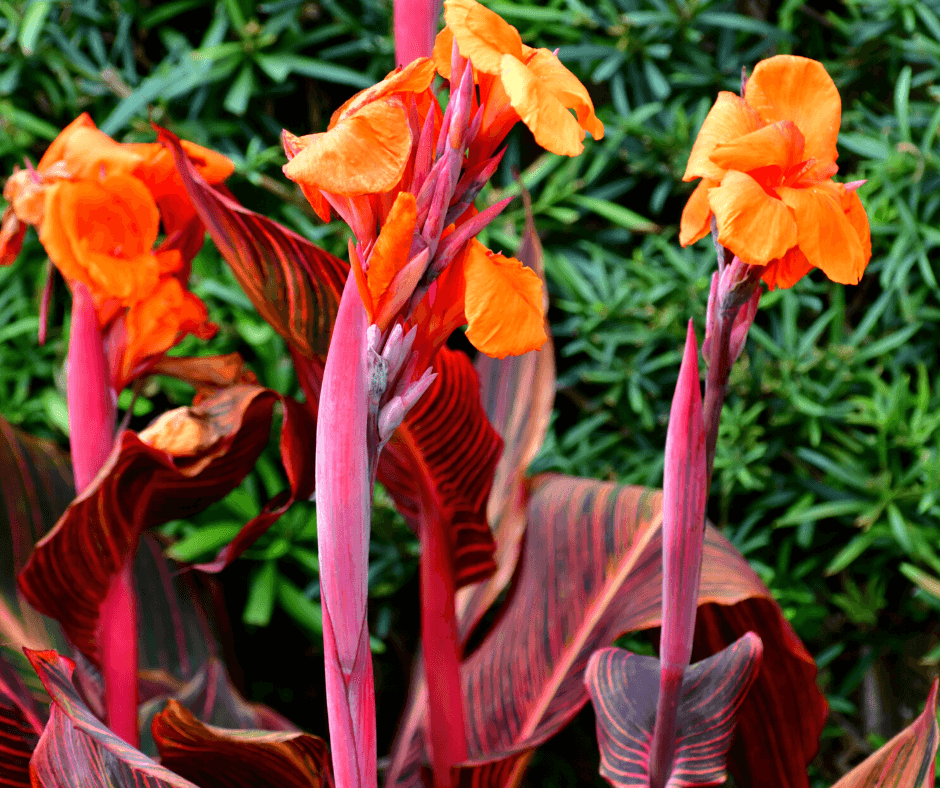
[1,113,233,389]
[679,55,871,289]
[433,0,604,159]
[282,58,437,223]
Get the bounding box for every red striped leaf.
[158,127,347,358]
[0,416,73,654]
[830,678,938,788]
[379,346,502,589]
[0,653,44,788]
[18,385,278,664]
[25,649,200,788]
[153,701,333,788]
[585,634,763,787]
[387,474,824,787]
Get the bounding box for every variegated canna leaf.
[387,475,825,788]
[0,652,45,788]
[26,649,201,788]
[153,700,333,788]
[158,127,347,358]
[18,385,278,664]
[830,679,938,788]
[585,634,762,787]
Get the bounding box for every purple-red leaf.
[0,416,73,654]
[379,346,502,590]
[25,649,200,788]
[585,634,762,788]
[691,601,828,788]
[387,475,825,788]
[153,701,333,788]
[159,126,347,358]
[830,678,938,788]
[0,653,44,788]
[18,385,278,664]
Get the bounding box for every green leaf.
[224,63,254,116]
[243,560,278,627]
[17,0,51,56]
[166,524,243,563]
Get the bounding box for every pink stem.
[649,321,706,788]
[68,285,136,746]
[393,0,442,66]
[315,274,377,788]
[419,485,467,788]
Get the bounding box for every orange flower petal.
[0,206,25,266]
[524,49,604,142]
[331,58,436,127]
[709,170,798,265]
[761,247,814,290]
[777,181,865,285]
[433,28,456,79]
[500,54,586,156]
[443,0,524,75]
[121,278,216,388]
[684,92,762,182]
[709,120,805,174]
[367,192,419,326]
[282,97,412,197]
[39,118,143,181]
[40,175,162,302]
[462,239,546,358]
[840,186,872,264]
[745,55,840,169]
[679,178,718,247]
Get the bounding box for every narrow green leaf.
[166,524,243,563]
[243,560,278,627]
[18,0,51,56]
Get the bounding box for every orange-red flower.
[679,55,871,289]
[282,59,437,223]
[1,113,234,389]
[433,0,604,159]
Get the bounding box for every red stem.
[68,285,137,746]
[419,486,467,788]
[393,0,442,66]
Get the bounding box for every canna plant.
[0,3,937,788]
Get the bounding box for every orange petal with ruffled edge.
[0,207,25,265]
[120,278,217,388]
[282,130,332,222]
[710,120,805,174]
[680,178,718,247]
[331,58,436,127]
[462,239,546,358]
[761,246,814,290]
[709,170,798,265]
[777,181,866,285]
[684,92,763,182]
[39,175,162,302]
[745,55,840,169]
[524,49,604,142]
[500,54,586,156]
[840,185,872,263]
[443,0,524,75]
[38,115,143,180]
[283,97,412,197]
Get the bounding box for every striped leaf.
[25,649,201,788]
[153,700,333,788]
[830,679,938,788]
[379,346,502,589]
[0,653,44,788]
[387,474,825,787]
[158,126,348,358]
[0,416,73,654]
[585,634,763,787]
[17,385,278,664]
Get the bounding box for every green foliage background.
[2,0,940,784]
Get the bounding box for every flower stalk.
[68,284,136,746]
[649,320,707,788]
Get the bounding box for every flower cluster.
[0,114,233,389]
[680,55,871,290]
[282,0,603,360]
